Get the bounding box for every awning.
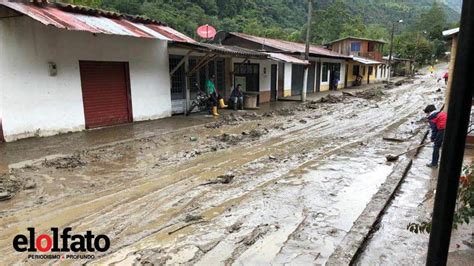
[170,42,268,58]
[0,1,195,42]
[351,56,383,65]
[443,27,459,38]
[266,53,309,65]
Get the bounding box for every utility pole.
[426,0,474,264]
[302,0,312,102]
[388,20,403,81]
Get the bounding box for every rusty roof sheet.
[326,36,388,45]
[170,42,268,58]
[229,32,350,59]
[0,1,195,42]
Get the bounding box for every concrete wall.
[283,63,292,97]
[231,58,273,103]
[0,15,171,141]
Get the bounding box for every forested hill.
[62,0,460,44]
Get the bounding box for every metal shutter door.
[79,61,132,129]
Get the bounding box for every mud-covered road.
[0,71,446,265]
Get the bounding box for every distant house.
[325,37,389,86]
[167,42,309,114]
[0,0,194,142]
[442,27,473,146]
[220,32,351,97]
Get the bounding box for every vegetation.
[407,163,474,234]
[60,0,461,66]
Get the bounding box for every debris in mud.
[269,155,277,160]
[184,214,203,223]
[319,94,344,103]
[227,221,244,233]
[242,112,260,120]
[200,174,235,186]
[383,137,407,142]
[0,175,21,201]
[299,119,308,124]
[344,88,386,100]
[395,80,404,86]
[238,224,271,246]
[216,133,243,145]
[23,179,36,190]
[248,128,269,138]
[189,136,198,141]
[134,248,171,265]
[262,111,275,117]
[276,108,295,116]
[42,155,86,169]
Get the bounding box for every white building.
[0,1,194,142]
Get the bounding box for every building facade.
[0,1,193,141]
[220,32,350,97]
[325,37,389,86]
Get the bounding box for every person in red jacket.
[424,104,447,167]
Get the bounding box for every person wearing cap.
[424,104,447,168]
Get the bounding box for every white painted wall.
[230,58,272,92]
[283,63,292,96]
[0,15,171,141]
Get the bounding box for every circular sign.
[197,24,217,39]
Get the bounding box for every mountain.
[443,0,463,13]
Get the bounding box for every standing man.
[424,104,447,168]
[206,75,227,116]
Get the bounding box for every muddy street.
[0,73,445,265]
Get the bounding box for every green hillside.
[61,0,460,42]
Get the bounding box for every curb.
[326,129,429,265]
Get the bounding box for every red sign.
[197,24,217,39]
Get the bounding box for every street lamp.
[388,19,403,81]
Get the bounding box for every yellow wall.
[347,62,382,86]
[320,84,330,92]
[445,35,457,112]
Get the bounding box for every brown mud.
[0,72,446,265]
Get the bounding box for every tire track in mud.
[92,84,436,264]
[0,80,441,264]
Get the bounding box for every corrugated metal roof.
[266,53,309,65]
[171,42,268,58]
[228,32,351,59]
[443,27,459,38]
[0,1,195,42]
[326,36,388,45]
[351,56,382,65]
[171,42,311,64]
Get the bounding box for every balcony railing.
[359,52,383,61]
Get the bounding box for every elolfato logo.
[13,227,110,260]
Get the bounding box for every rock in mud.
[24,180,36,190]
[276,108,295,116]
[216,133,243,145]
[248,128,269,138]
[201,174,235,185]
[184,214,203,223]
[227,221,244,233]
[0,175,21,201]
[319,94,344,103]
[42,155,86,169]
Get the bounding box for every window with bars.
[169,55,186,100]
